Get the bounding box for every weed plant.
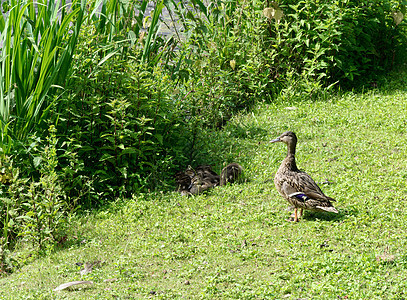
[0,126,68,273]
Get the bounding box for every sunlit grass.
[1,74,407,298]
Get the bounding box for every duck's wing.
[281,172,335,202]
[281,182,338,213]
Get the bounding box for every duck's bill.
[270,137,280,143]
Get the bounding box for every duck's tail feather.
[316,206,338,213]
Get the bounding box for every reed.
[0,0,85,150]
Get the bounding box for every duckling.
[175,165,196,195]
[220,163,243,186]
[196,165,220,186]
[175,171,192,193]
[271,131,338,222]
[189,174,215,195]
[176,165,220,195]
[189,165,220,194]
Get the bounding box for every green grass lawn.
[1,73,407,299]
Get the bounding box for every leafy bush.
[55,24,196,205]
[183,0,407,110]
[18,126,67,250]
[262,0,406,86]
[177,0,277,127]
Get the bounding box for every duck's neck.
[283,154,298,171]
[287,141,296,156]
[284,143,299,171]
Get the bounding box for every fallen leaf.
[230,59,236,70]
[53,281,93,291]
[263,7,274,19]
[263,5,284,23]
[273,8,284,23]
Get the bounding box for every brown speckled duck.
[220,163,243,186]
[271,131,338,222]
[189,165,220,195]
[176,165,220,196]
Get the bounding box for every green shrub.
[183,0,407,111]
[18,126,67,251]
[263,0,406,86]
[170,0,274,128]
[0,126,67,271]
[0,156,24,257]
[56,30,196,205]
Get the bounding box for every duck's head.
[271,131,297,145]
[271,131,298,154]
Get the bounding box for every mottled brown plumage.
[189,165,220,195]
[176,165,220,195]
[271,131,338,222]
[176,163,243,195]
[175,171,192,193]
[220,163,243,186]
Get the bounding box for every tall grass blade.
[191,0,208,19]
[142,0,164,63]
[0,0,86,147]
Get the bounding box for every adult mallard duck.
[271,131,338,222]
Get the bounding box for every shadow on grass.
[302,207,359,222]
